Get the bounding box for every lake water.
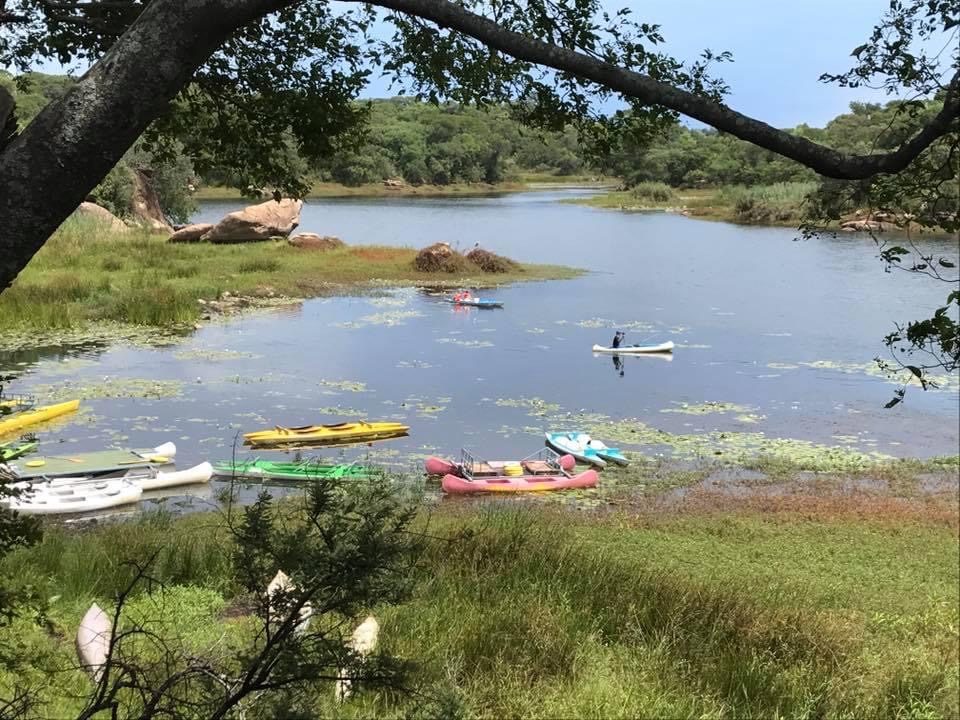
[3,189,958,513]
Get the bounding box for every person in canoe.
[611,331,625,349]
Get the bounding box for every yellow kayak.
[243,421,409,447]
[0,399,80,437]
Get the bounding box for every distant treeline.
[604,99,948,189]
[3,71,951,216]
[204,97,589,187]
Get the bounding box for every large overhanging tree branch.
[0,0,957,293]
[364,0,959,181]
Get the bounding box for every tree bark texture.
[0,0,293,291]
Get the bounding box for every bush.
[238,257,282,274]
[88,162,135,219]
[718,182,817,224]
[629,181,675,203]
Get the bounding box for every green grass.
[570,183,819,227]
[717,182,818,224]
[1,481,956,719]
[0,217,579,335]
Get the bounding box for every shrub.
[88,162,135,219]
[629,181,675,203]
[718,182,817,224]
[238,257,282,274]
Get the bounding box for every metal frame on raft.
[457,447,566,480]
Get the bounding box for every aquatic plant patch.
[494,396,562,416]
[29,377,184,402]
[173,348,261,362]
[576,318,656,331]
[660,401,755,416]
[318,379,368,393]
[334,310,424,328]
[435,338,494,348]
[799,359,960,392]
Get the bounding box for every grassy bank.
[571,182,818,226]
[194,175,612,201]
[1,460,957,718]
[0,218,578,342]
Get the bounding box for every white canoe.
[592,341,675,354]
[6,479,143,515]
[132,462,213,491]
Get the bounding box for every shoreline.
[193,177,615,201]
[1,456,956,717]
[0,219,583,352]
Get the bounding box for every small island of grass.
[0,217,580,350]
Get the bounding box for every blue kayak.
[447,298,503,308]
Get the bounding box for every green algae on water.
[29,377,184,402]
[334,310,424,328]
[318,379,368,393]
[435,338,494,348]
[173,349,261,362]
[495,397,562,416]
[660,401,755,416]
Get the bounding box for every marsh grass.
[718,182,818,224]
[571,183,819,227]
[630,181,675,202]
[0,218,578,332]
[2,491,955,719]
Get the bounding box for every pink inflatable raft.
[425,448,598,495]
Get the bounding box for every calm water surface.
[3,190,957,513]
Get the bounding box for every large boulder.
[288,233,344,251]
[840,219,884,232]
[466,248,518,273]
[413,242,469,273]
[75,202,129,233]
[168,223,214,243]
[201,198,303,243]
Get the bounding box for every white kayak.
[592,341,674,354]
[12,462,213,493]
[131,462,213,491]
[5,479,143,515]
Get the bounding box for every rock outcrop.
[167,223,214,243]
[201,198,302,243]
[288,233,344,251]
[75,202,129,233]
[466,248,518,273]
[130,169,174,233]
[840,219,885,232]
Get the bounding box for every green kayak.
[213,459,375,481]
[0,440,38,463]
